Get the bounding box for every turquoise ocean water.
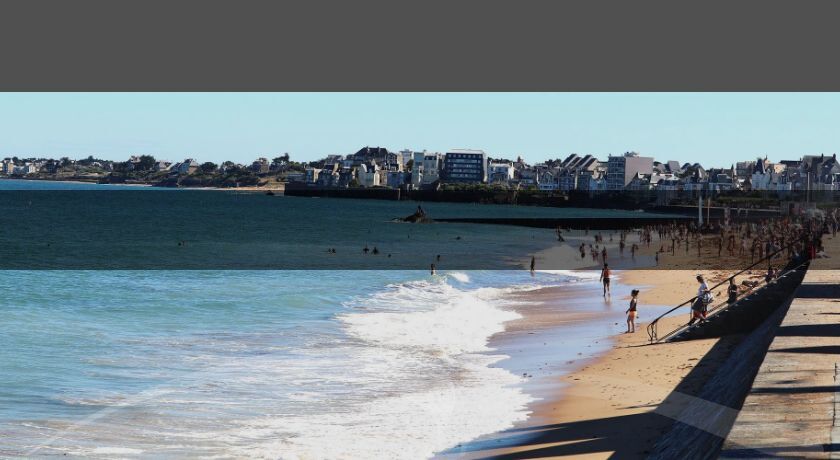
[0,180,662,458]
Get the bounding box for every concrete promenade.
[721,242,840,458]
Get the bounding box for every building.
[410,151,425,186]
[488,162,514,184]
[347,147,402,171]
[316,165,339,186]
[606,152,654,190]
[174,159,199,175]
[304,167,322,184]
[560,154,599,173]
[735,160,756,179]
[627,172,653,191]
[442,149,487,183]
[750,157,780,190]
[420,153,442,185]
[537,168,560,191]
[1,159,14,174]
[13,163,37,175]
[411,152,443,187]
[399,149,416,169]
[557,168,579,191]
[387,170,408,188]
[154,161,172,172]
[518,167,538,187]
[357,162,381,187]
[557,154,601,191]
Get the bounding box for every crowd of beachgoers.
[559,208,840,334]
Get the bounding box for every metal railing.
[646,241,805,343]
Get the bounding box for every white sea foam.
[536,269,601,280]
[230,367,531,459]
[91,447,144,455]
[447,271,471,283]
[341,283,519,355]
[225,275,534,459]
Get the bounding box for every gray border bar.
[2,0,840,91]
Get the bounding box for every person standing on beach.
[600,263,611,297]
[530,256,536,274]
[625,289,639,333]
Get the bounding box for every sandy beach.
[460,271,741,460]
[445,224,809,459]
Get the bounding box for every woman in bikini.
[626,289,639,333]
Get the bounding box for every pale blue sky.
[0,93,838,166]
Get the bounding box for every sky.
[1,92,839,167]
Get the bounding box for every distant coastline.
[0,176,280,191]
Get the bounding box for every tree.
[136,155,156,171]
[200,162,218,173]
[272,153,291,169]
[406,159,414,172]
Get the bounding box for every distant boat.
[265,190,275,196]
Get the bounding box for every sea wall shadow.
[453,337,738,459]
[791,284,840,299]
[775,324,840,337]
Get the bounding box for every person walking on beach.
[600,263,611,297]
[626,289,639,333]
[530,255,536,274]
[688,274,711,326]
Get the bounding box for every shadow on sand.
[445,338,737,460]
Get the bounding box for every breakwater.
[434,216,691,230]
[285,184,655,208]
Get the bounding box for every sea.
[0,179,663,458]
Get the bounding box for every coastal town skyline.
[4,147,840,194]
[3,93,840,165]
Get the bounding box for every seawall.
[719,246,840,458]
